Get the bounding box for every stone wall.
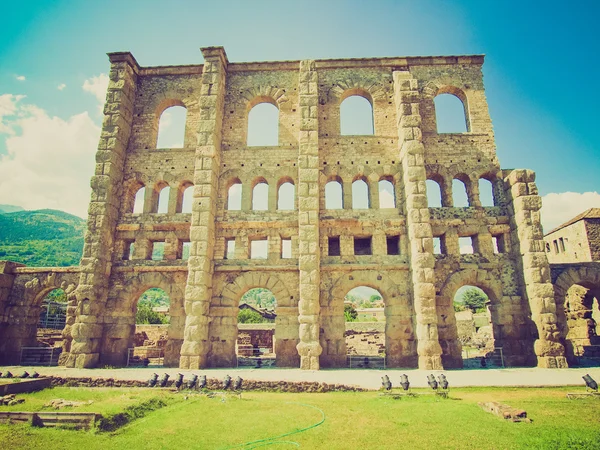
[1,48,580,370]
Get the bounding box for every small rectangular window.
[386,236,400,255]
[545,242,551,253]
[328,236,341,256]
[181,241,191,260]
[225,238,236,260]
[493,234,506,254]
[559,237,566,252]
[433,237,442,255]
[354,237,372,256]
[151,242,165,260]
[281,238,292,259]
[250,239,268,259]
[553,240,559,254]
[123,241,134,260]
[492,236,499,254]
[459,237,474,255]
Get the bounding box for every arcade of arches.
[2,49,600,371]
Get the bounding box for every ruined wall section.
[103,267,187,367]
[505,169,567,368]
[129,70,203,151]
[179,47,228,370]
[587,219,600,261]
[0,267,78,364]
[66,52,138,368]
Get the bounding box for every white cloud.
[57,83,66,91]
[15,75,25,81]
[0,98,99,218]
[0,94,25,134]
[82,73,109,111]
[541,191,600,233]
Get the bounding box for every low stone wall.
[0,378,52,395]
[49,376,364,392]
[135,325,168,344]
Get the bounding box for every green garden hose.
[222,402,326,449]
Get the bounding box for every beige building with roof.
[544,208,600,264]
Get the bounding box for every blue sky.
[0,0,598,230]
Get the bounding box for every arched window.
[180,184,194,213]
[227,181,242,211]
[157,105,187,148]
[352,179,370,209]
[434,94,467,133]
[133,186,145,214]
[252,181,269,211]
[479,178,494,207]
[340,95,374,135]
[277,181,295,210]
[247,102,278,146]
[157,185,170,214]
[426,179,443,207]
[378,179,395,209]
[452,179,470,207]
[325,180,343,209]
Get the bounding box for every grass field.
[1,386,599,449]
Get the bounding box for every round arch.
[553,266,600,364]
[211,272,299,368]
[323,270,416,368]
[438,269,503,368]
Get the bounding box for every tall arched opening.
[563,283,600,367]
[130,288,173,367]
[237,288,277,367]
[344,286,386,368]
[452,286,498,368]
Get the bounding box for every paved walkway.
[2,365,599,390]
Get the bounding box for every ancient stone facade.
[5,47,597,370]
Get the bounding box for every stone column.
[505,169,567,368]
[342,180,353,209]
[65,52,139,368]
[179,47,228,369]
[296,60,322,370]
[393,71,443,370]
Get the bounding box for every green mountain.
[0,209,86,267]
[0,204,25,214]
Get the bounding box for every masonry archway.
[438,269,503,368]
[237,288,277,367]
[210,271,299,368]
[322,271,416,368]
[553,266,600,366]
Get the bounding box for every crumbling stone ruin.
[2,47,600,370]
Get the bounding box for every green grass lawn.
[1,386,599,449]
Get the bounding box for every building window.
[225,239,235,260]
[151,242,165,260]
[328,236,341,256]
[281,238,292,259]
[354,237,372,256]
[386,236,400,255]
[250,239,268,259]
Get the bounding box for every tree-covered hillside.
[0,208,85,267]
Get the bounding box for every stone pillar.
[0,261,21,364]
[393,71,443,370]
[505,169,567,368]
[296,60,322,370]
[65,52,139,368]
[369,177,380,209]
[179,47,228,369]
[342,180,353,209]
